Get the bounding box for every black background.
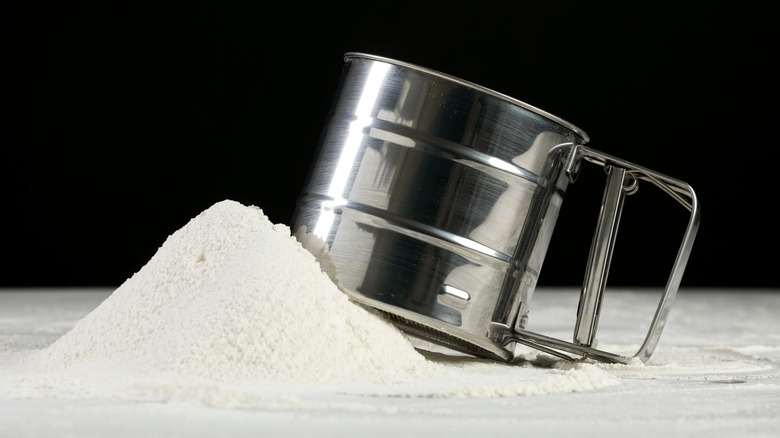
[3,1,777,289]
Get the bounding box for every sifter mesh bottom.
[376,309,508,362]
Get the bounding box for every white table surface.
[1,288,778,437]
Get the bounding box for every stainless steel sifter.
[292,53,700,364]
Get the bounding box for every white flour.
[4,200,629,406]
[30,200,431,384]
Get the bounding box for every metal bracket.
[511,145,701,364]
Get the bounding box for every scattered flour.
[5,200,628,406]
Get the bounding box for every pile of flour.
[17,199,624,406]
[31,200,433,384]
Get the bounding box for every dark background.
[3,1,777,289]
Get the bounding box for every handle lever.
[574,165,628,347]
[511,145,700,364]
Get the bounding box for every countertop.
[1,288,778,437]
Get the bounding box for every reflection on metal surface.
[293,53,699,365]
[442,285,471,301]
[313,62,391,239]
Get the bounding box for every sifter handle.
[511,144,700,364]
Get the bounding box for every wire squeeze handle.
[512,144,701,364]
[574,164,627,348]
